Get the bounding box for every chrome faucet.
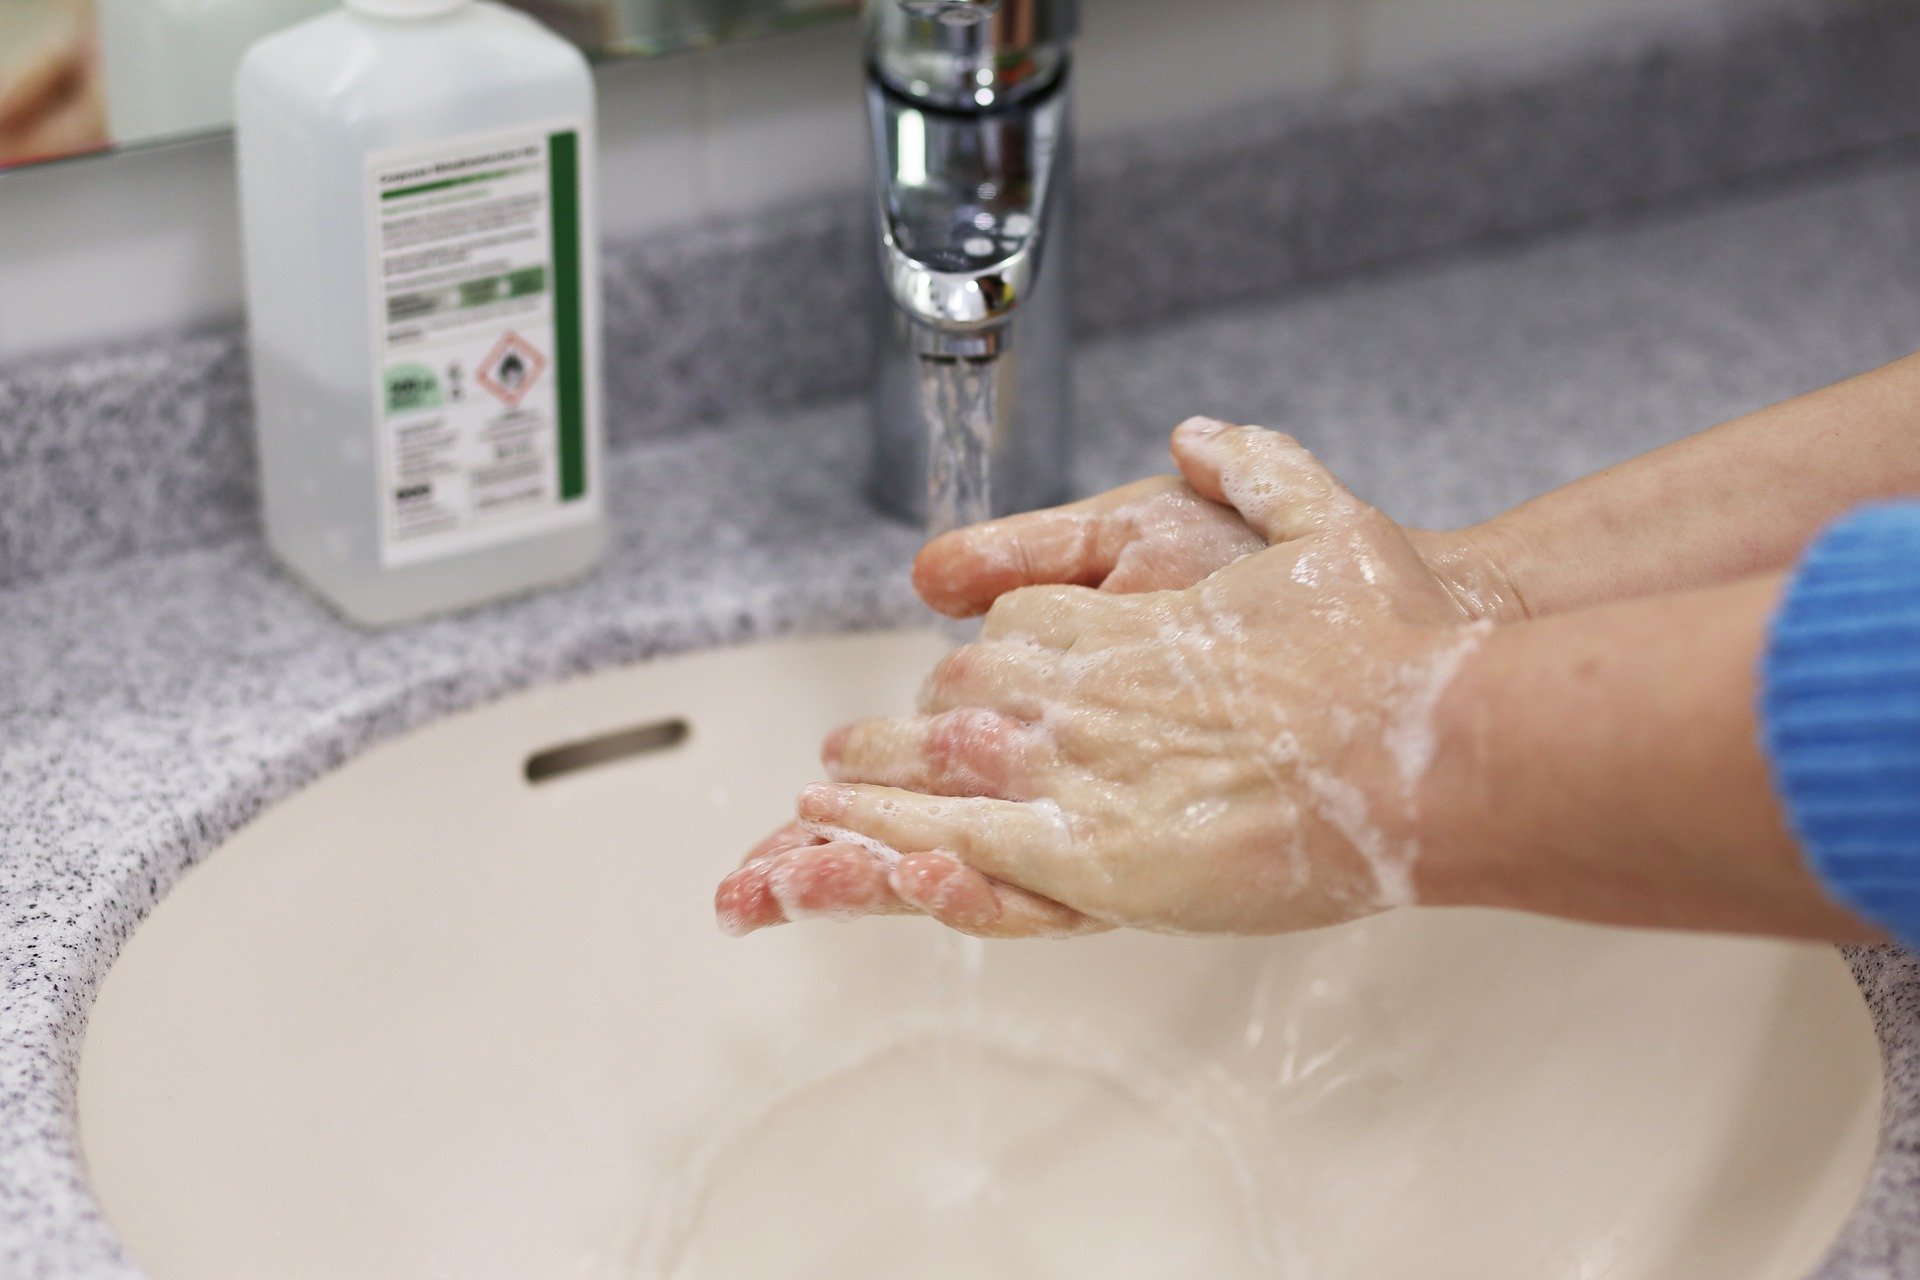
[866,0,1077,524]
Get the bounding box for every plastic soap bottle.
[235,0,604,627]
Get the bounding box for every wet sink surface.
[77,631,1884,1279]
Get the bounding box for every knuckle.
[937,889,1001,935]
[927,708,1019,791]
[1008,534,1047,585]
[927,645,977,693]
[792,850,880,912]
[929,706,992,759]
[982,590,1027,629]
[924,653,1054,754]
[896,855,988,926]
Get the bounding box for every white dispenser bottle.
[235,0,604,627]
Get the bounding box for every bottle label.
[365,124,592,568]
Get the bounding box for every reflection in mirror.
[0,0,109,167]
[97,0,333,148]
[0,0,856,172]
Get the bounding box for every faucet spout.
[869,78,1067,358]
[864,0,1078,522]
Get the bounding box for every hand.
[717,472,1266,939]
[913,473,1269,617]
[717,420,1507,938]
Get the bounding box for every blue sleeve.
[1763,502,1920,948]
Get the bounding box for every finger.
[715,857,784,936]
[766,842,916,922]
[912,478,1188,617]
[798,782,1082,906]
[1169,418,1364,543]
[738,820,822,868]
[1098,517,1266,593]
[915,641,1056,717]
[718,821,856,938]
[824,708,1055,800]
[982,583,1117,649]
[715,841,918,937]
[889,853,1112,940]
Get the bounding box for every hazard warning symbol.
[476,332,548,408]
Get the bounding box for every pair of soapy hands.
[715,418,1516,940]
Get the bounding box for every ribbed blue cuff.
[1763,503,1920,947]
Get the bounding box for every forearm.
[1448,351,1920,618]
[1420,574,1882,943]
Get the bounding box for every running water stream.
[917,353,998,1206]
[914,352,1284,1247]
[921,355,998,638]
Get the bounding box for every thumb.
[1169,418,1364,543]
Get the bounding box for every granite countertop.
[6,129,1920,1280]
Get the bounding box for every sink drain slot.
[524,718,691,783]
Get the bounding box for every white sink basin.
[77,631,1884,1280]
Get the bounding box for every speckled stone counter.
[6,98,1920,1280]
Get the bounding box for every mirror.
[0,0,857,171]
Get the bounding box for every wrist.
[1413,522,1534,624]
[1407,623,1519,912]
[1410,579,1886,941]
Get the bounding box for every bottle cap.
[346,0,468,17]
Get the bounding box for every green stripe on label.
[382,166,526,200]
[549,131,588,502]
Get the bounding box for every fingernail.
[716,909,763,938]
[798,782,853,821]
[1178,416,1227,439]
[714,873,772,938]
